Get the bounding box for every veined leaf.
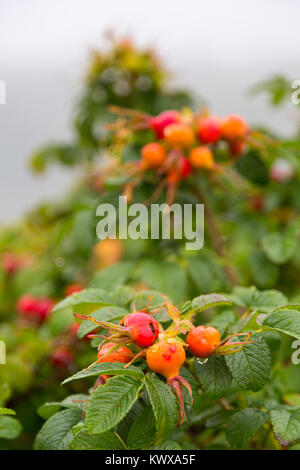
[194,356,232,399]
[152,440,182,450]
[225,333,271,391]
[228,286,287,313]
[34,408,82,450]
[191,294,232,313]
[145,376,177,445]
[53,288,113,314]
[0,416,22,440]
[262,306,300,339]
[225,408,268,449]
[86,375,144,434]
[270,408,300,445]
[70,428,126,450]
[62,363,144,385]
[127,405,156,449]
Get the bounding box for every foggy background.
[0,0,299,222]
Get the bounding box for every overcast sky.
[0,0,299,222]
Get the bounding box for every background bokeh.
[0,0,299,221]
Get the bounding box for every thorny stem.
[193,185,239,286]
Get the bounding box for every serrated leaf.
[127,405,156,449]
[53,288,113,313]
[37,394,88,419]
[225,408,267,449]
[0,416,22,439]
[228,286,287,313]
[145,376,177,444]
[152,440,182,450]
[270,408,300,445]
[90,261,135,291]
[34,408,82,450]
[191,293,231,313]
[262,306,300,339]
[86,375,144,434]
[194,356,232,399]
[69,428,126,450]
[225,333,271,391]
[62,362,144,385]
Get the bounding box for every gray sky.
[0,0,299,222]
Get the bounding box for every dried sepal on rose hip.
[146,337,193,424]
[74,311,159,348]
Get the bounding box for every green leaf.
[194,356,232,399]
[145,376,177,444]
[225,408,268,449]
[53,288,113,314]
[235,149,268,185]
[0,416,22,439]
[139,260,187,304]
[210,310,236,336]
[77,305,127,338]
[152,440,182,450]
[86,375,144,434]
[62,362,144,385]
[90,262,135,291]
[270,408,300,445]
[47,307,74,336]
[185,257,214,293]
[34,408,83,450]
[37,394,88,419]
[249,250,279,289]
[262,223,298,265]
[70,429,126,450]
[228,286,287,313]
[0,408,15,416]
[225,333,271,391]
[191,294,232,313]
[262,306,300,339]
[127,405,156,449]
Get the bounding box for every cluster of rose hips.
[77,298,252,424]
[141,110,248,180]
[16,283,85,369]
[17,294,54,324]
[110,109,248,192]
